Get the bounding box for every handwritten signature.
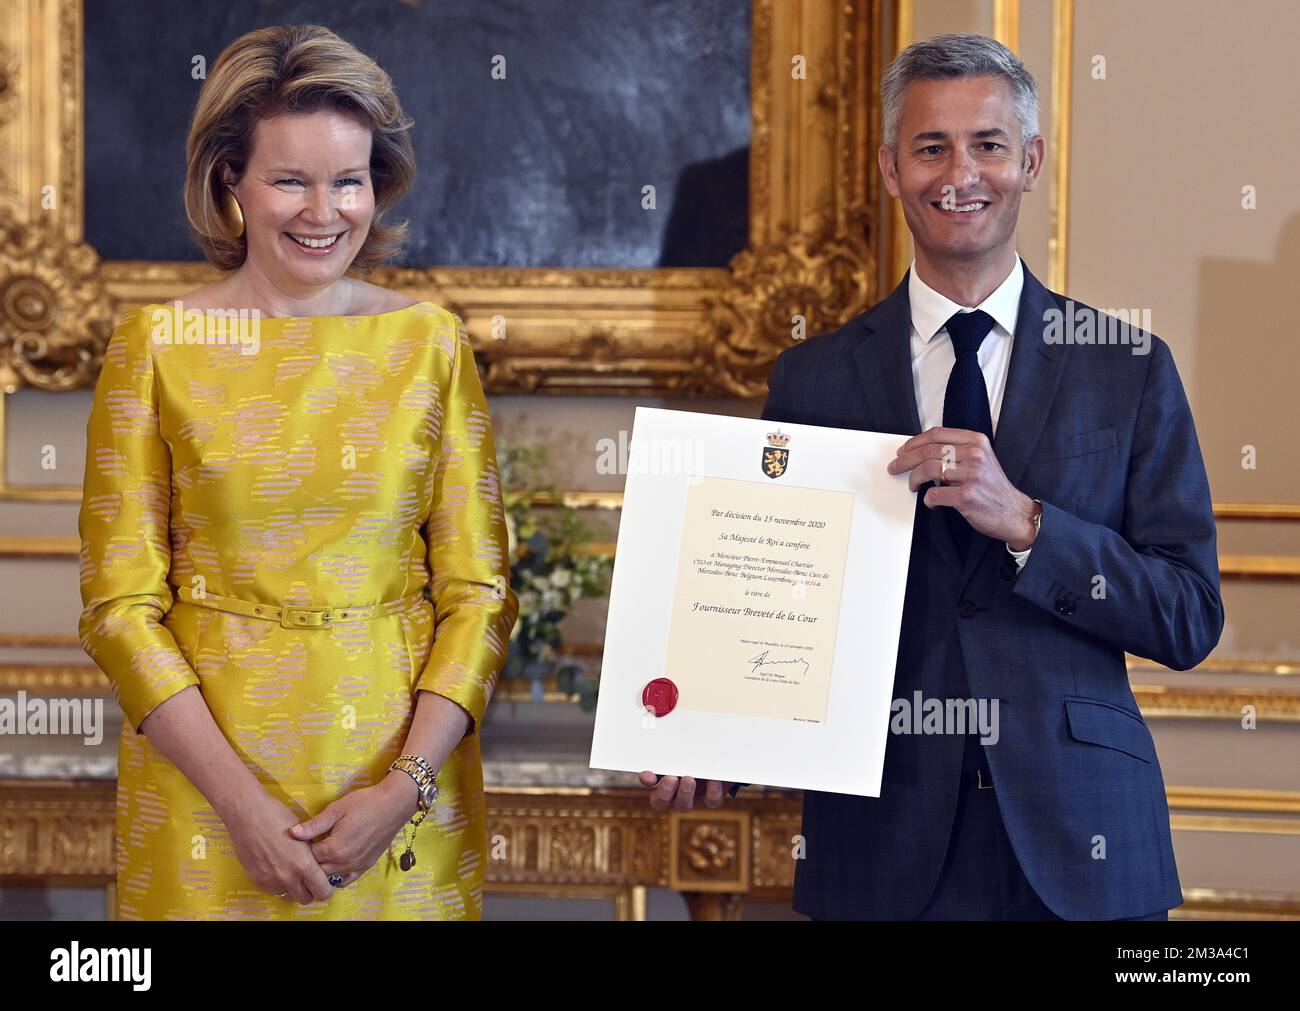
[746,649,810,678]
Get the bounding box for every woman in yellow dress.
[77,24,517,919]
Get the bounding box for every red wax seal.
[641,677,678,717]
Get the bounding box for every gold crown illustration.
[766,429,791,448]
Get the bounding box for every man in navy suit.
[642,33,1223,920]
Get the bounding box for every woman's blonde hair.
[182,24,415,274]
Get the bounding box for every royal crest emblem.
[762,429,791,479]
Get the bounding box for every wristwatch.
[390,755,439,812]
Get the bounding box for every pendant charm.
[400,848,416,871]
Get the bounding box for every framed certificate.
[590,407,917,797]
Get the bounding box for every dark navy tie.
[940,309,996,557]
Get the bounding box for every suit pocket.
[1032,425,1117,461]
[1064,696,1155,763]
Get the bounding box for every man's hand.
[887,427,1039,549]
[639,772,734,812]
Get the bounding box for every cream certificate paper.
[590,407,917,797]
[664,476,852,724]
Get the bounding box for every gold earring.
[223,186,245,239]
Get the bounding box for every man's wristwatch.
[390,755,439,812]
[1023,498,1042,548]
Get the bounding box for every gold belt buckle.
[280,605,332,628]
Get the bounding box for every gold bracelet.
[390,756,433,789]
[401,753,438,779]
[395,808,428,871]
[389,757,438,812]
[388,755,439,870]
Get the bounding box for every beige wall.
[1069,0,1300,504]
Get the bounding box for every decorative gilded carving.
[695,227,874,396]
[683,821,739,875]
[669,810,750,892]
[0,35,21,135]
[0,780,115,879]
[752,813,802,889]
[486,797,669,885]
[0,206,114,393]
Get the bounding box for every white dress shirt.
[907,254,1034,569]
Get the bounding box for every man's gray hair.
[882,33,1040,150]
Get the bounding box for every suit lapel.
[851,273,922,437]
[852,272,964,575]
[956,262,1069,587]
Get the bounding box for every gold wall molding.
[1167,787,1300,814]
[1219,555,1300,579]
[0,0,885,405]
[1046,0,1073,292]
[1215,502,1300,520]
[0,663,109,693]
[1131,685,1300,721]
[887,3,910,287]
[1176,888,1300,920]
[1170,814,1300,836]
[1127,656,1299,678]
[0,534,80,556]
[0,633,81,649]
[993,0,1020,55]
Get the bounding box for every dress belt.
[174,585,426,629]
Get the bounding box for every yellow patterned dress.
[77,300,517,920]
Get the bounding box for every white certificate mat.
[589,406,917,797]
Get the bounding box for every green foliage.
[499,440,610,710]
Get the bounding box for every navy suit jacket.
[757,263,1223,919]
